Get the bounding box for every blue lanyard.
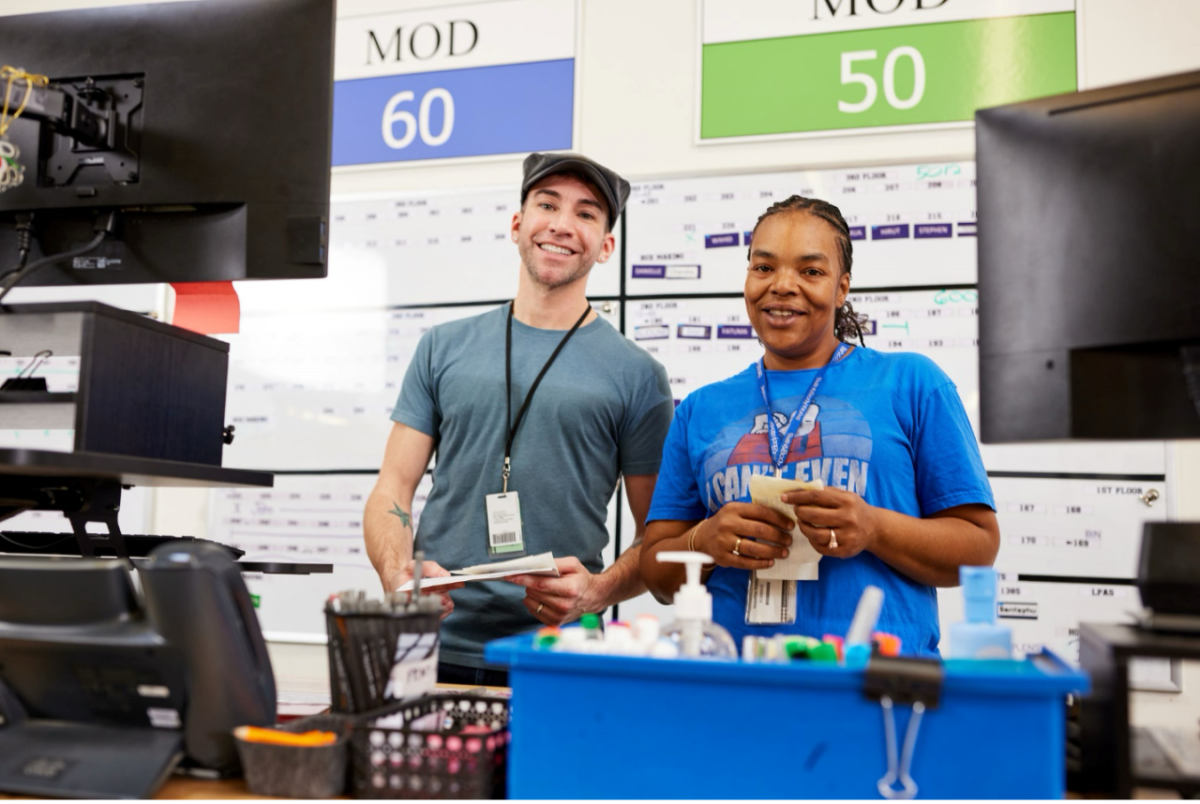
[755,342,850,476]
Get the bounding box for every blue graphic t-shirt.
[647,347,994,655]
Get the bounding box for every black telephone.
[140,540,277,771]
[0,541,276,797]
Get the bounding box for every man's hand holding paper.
[505,555,606,627]
[393,559,462,620]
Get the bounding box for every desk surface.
[0,778,301,801]
[156,778,318,800]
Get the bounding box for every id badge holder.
[745,574,797,625]
[485,491,527,558]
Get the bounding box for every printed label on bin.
[634,324,671,340]
[666,264,702,279]
[632,264,701,280]
[705,233,739,248]
[384,632,439,700]
[872,224,910,240]
[997,602,1039,620]
[849,225,867,241]
[677,324,712,340]
[914,223,953,239]
[958,221,978,237]
[717,324,755,339]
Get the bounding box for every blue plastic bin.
[485,636,1088,799]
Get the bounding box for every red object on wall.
[172,282,240,334]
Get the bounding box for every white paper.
[395,552,560,592]
[453,551,557,575]
[748,475,824,581]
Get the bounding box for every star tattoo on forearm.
[388,502,412,528]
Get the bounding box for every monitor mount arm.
[3,81,108,150]
[0,477,127,557]
[2,74,143,186]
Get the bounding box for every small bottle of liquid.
[948,566,1014,660]
[656,551,737,659]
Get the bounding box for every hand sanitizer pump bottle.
[948,566,1014,660]
[656,551,737,659]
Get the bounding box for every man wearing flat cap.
[365,153,674,685]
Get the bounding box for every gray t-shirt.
[392,305,673,667]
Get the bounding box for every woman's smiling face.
[745,211,850,370]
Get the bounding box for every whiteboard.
[220,304,495,471]
[625,162,977,295]
[208,471,620,641]
[626,296,756,403]
[991,476,1167,580]
[209,473,384,640]
[234,186,621,314]
[938,575,1139,665]
[220,302,621,471]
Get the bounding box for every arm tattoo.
[388,502,412,529]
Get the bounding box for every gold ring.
[732,537,741,557]
[536,602,544,616]
[829,529,838,549]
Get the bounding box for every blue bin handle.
[1028,648,1075,676]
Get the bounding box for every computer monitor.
[0,0,334,287]
[976,69,1200,442]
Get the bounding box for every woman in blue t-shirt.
[640,196,999,655]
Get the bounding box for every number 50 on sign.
[699,0,1078,140]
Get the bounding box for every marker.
[846,585,884,645]
[872,632,902,657]
[844,585,884,665]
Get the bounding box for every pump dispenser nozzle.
[657,550,737,659]
[657,551,712,622]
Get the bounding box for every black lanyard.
[503,301,591,492]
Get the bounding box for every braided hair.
[746,195,868,345]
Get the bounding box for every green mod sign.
[700,2,1077,140]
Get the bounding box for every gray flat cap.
[520,152,631,228]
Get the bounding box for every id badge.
[485,491,527,558]
[745,574,797,625]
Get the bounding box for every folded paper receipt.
[395,551,560,592]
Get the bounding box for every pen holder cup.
[350,693,510,799]
[326,606,441,714]
[234,714,353,799]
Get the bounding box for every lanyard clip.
[502,456,511,494]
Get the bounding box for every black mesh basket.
[326,605,440,714]
[234,713,354,799]
[350,693,510,799]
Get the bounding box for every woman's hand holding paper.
[783,487,880,559]
[692,502,794,571]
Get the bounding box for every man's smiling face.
[512,173,615,291]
